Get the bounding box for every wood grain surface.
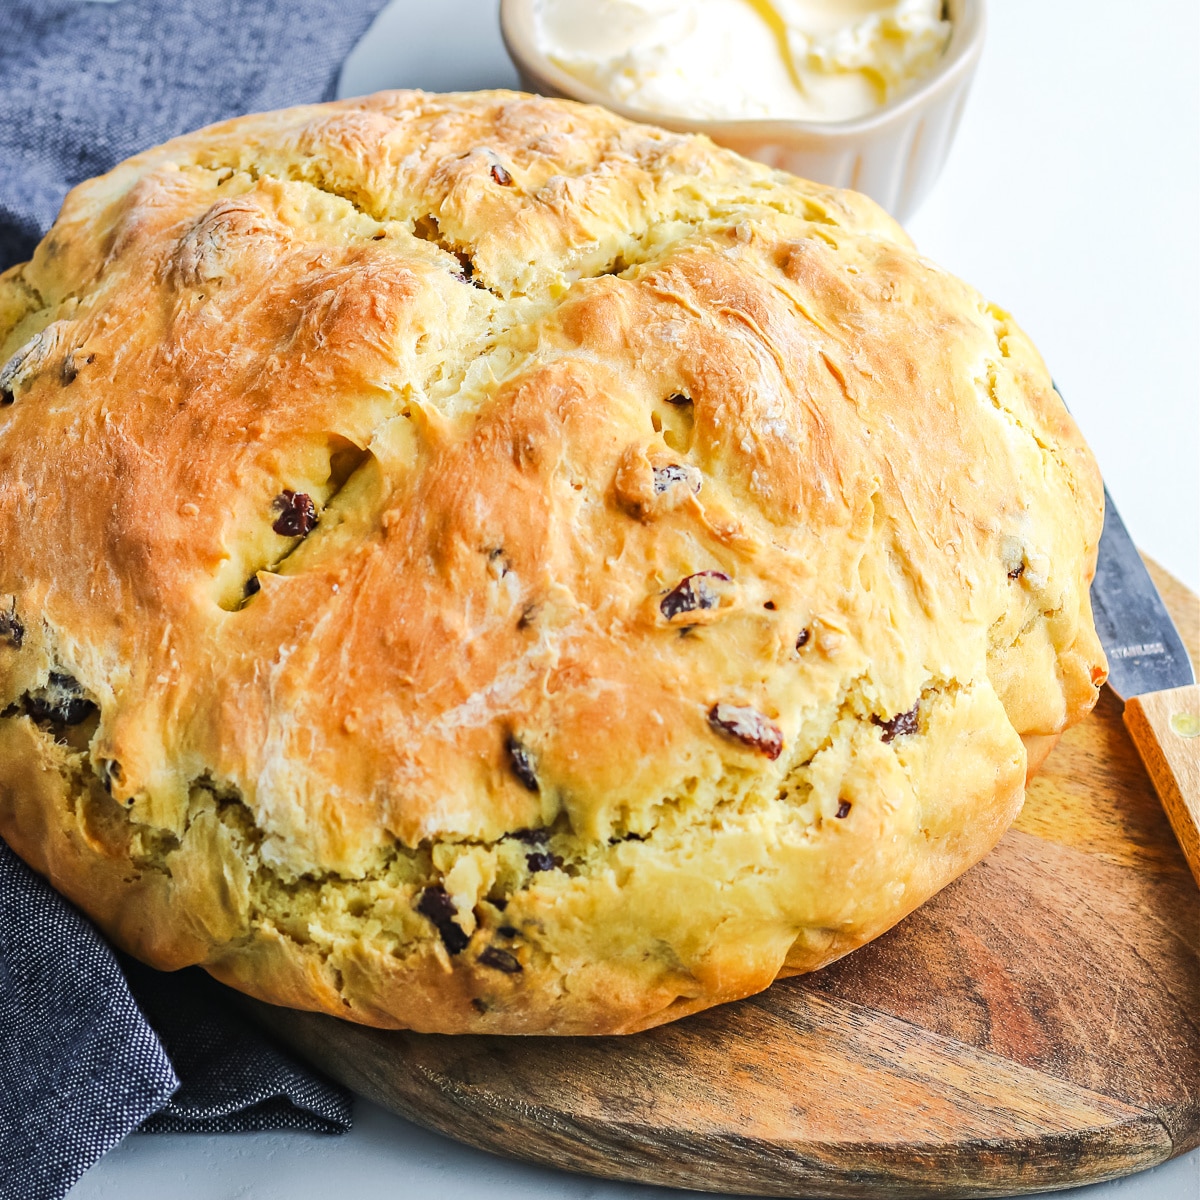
[1124,683,1200,887]
[241,558,1200,1199]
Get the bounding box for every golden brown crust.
[0,91,1105,1034]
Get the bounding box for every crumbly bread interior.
[0,91,1105,1034]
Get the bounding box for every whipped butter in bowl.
[501,0,985,221]
[533,0,952,124]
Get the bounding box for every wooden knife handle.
[1124,683,1200,887]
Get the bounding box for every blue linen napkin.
[0,1,394,1195]
[0,845,353,1199]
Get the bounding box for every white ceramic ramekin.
[500,0,985,223]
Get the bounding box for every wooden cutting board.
[241,558,1200,1199]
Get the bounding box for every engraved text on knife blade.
[1109,642,1168,660]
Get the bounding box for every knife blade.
[1089,485,1199,886]
[1091,486,1195,701]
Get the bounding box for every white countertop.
[68,1,1200,1197]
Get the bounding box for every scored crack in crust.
[0,90,1106,1035]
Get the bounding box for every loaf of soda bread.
[0,91,1106,1034]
